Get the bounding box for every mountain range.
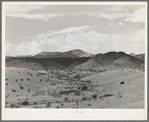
[6,49,144,71]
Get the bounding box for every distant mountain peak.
[34,49,94,58]
[67,49,94,57]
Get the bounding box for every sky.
[4,2,147,56]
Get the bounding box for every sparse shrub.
[34,102,37,105]
[46,102,51,108]
[6,83,8,85]
[27,78,30,81]
[6,78,8,81]
[64,97,69,102]
[92,94,97,99]
[120,81,125,84]
[88,104,91,106]
[86,80,91,83]
[74,91,81,96]
[20,101,29,106]
[16,80,17,82]
[74,74,81,79]
[12,89,16,92]
[76,101,79,106]
[21,79,23,81]
[55,100,60,103]
[20,86,23,89]
[5,101,8,105]
[28,89,30,92]
[10,104,15,108]
[40,79,42,82]
[99,94,113,99]
[81,86,88,91]
[82,97,87,101]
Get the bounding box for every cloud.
[48,25,92,35]
[104,6,128,13]
[6,4,65,21]
[36,25,92,40]
[6,12,65,21]
[6,40,42,56]
[107,23,113,26]
[6,25,145,56]
[87,7,146,23]
[88,13,125,20]
[5,42,16,56]
[125,7,146,23]
[118,22,123,25]
[42,14,64,21]
[7,13,45,19]
[6,5,42,13]
[5,4,146,23]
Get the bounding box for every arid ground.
[5,67,144,108]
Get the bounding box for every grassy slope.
[5,67,144,108]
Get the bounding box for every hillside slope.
[6,57,91,70]
[135,54,145,61]
[75,51,144,70]
[5,67,144,108]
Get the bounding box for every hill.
[134,54,145,61]
[34,51,78,58]
[6,57,91,70]
[66,49,94,57]
[75,51,144,70]
[34,49,94,58]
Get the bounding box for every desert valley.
[5,49,145,108]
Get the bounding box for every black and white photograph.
[2,2,147,120]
